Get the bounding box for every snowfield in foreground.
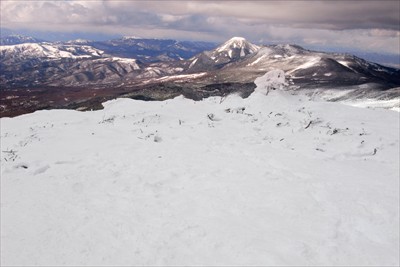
[1,73,399,266]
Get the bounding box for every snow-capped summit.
[122,36,143,40]
[216,37,260,55]
[187,37,261,71]
[213,37,260,61]
[65,39,92,44]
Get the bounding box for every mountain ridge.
[0,35,399,116]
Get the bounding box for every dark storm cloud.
[3,1,398,30]
[133,0,400,31]
[165,14,219,33]
[1,1,399,53]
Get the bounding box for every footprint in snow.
[14,163,29,169]
[33,165,50,175]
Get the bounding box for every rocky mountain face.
[207,43,400,86]
[0,35,399,117]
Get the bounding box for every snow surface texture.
[1,71,399,266]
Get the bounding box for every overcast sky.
[1,0,399,54]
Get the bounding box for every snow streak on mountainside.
[1,71,399,266]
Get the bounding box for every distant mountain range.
[0,34,45,45]
[0,34,216,62]
[0,34,399,117]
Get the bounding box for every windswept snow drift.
[254,69,288,94]
[1,72,399,266]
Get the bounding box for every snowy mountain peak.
[216,37,260,54]
[122,36,143,40]
[185,37,261,73]
[192,36,261,65]
[65,39,91,44]
[225,36,247,44]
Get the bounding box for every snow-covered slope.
[227,44,399,86]
[214,36,260,59]
[1,71,399,266]
[0,43,104,59]
[50,57,142,86]
[0,43,144,87]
